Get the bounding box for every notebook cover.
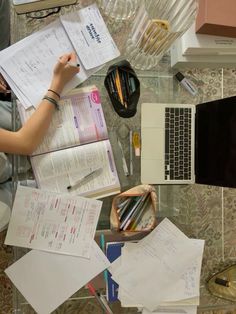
[106,242,124,302]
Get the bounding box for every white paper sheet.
[5,186,101,258]
[5,241,110,314]
[112,240,203,308]
[110,218,203,310]
[60,3,120,70]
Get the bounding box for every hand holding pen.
[50,52,80,95]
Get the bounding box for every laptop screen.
[195,96,236,188]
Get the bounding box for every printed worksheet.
[5,186,102,258]
[61,3,120,69]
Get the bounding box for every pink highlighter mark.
[91,90,100,104]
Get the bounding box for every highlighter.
[132,132,141,156]
[175,72,198,96]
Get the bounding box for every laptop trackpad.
[141,159,164,183]
[141,128,164,159]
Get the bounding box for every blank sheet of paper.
[5,241,110,314]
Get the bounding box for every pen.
[87,283,113,314]
[67,167,102,190]
[118,197,133,219]
[117,138,129,176]
[130,194,151,230]
[100,234,109,284]
[120,194,146,230]
[67,62,80,67]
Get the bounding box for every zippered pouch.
[104,60,140,118]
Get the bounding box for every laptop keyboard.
[165,107,192,180]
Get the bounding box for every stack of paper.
[170,22,236,68]
[108,218,205,314]
[4,186,110,313]
[0,3,120,109]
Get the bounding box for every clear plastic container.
[123,0,198,70]
[96,0,140,21]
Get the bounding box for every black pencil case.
[104,60,140,118]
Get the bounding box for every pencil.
[115,69,125,106]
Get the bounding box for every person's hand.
[0,74,7,94]
[49,52,80,95]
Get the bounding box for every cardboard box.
[196,0,236,38]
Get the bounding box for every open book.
[0,3,120,109]
[17,85,121,199]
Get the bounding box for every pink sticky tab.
[91,90,100,104]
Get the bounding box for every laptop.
[141,96,236,187]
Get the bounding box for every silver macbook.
[141,97,236,187]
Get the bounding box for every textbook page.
[17,86,108,155]
[5,186,102,258]
[30,139,120,199]
[60,3,120,70]
[5,241,110,314]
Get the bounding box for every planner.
[0,3,120,109]
[17,85,120,199]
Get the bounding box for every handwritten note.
[5,186,102,258]
[110,218,205,311]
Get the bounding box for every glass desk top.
[10,1,236,313]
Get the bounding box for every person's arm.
[0,52,79,155]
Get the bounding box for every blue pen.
[100,234,109,284]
